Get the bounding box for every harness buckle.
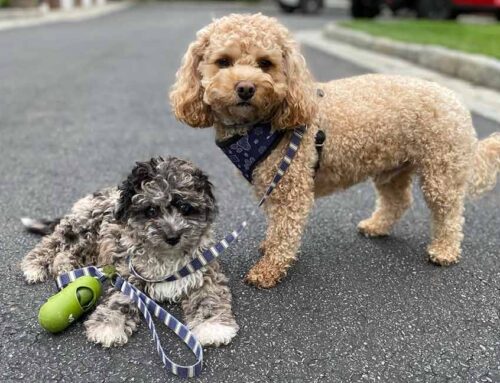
[315,130,326,148]
[314,130,326,174]
[101,264,117,280]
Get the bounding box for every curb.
[0,1,133,31]
[323,23,500,92]
[0,5,49,21]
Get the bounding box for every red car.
[351,0,500,19]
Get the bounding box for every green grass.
[339,20,500,60]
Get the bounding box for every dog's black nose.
[164,235,180,246]
[236,81,255,101]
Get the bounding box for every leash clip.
[100,264,118,286]
[101,264,117,279]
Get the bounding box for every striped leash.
[129,125,306,283]
[56,266,203,378]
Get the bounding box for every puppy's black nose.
[164,235,180,246]
[236,81,255,101]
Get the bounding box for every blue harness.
[216,122,285,182]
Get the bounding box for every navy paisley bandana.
[216,122,285,183]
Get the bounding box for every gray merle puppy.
[21,156,238,347]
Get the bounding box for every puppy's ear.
[272,41,317,129]
[114,179,134,222]
[193,169,218,220]
[114,161,156,222]
[170,30,213,128]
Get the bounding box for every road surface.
[1,2,499,382]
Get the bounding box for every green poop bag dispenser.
[38,276,102,333]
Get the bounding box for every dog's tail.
[21,217,61,236]
[468,133,500,197]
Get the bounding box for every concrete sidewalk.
[0,0,133,31]
[297,29,500,124]
[0,5,49,20]
[325,0,348,9]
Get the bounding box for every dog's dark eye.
[172,201,196,216]
[257,59,273,70]
[144,206,159,218]
[215,58,232,68]
[177,202,194,215]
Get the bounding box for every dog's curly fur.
[170,14,500,289]
[21,156,238,347]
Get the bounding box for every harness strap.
[56,266,203,378]
[129,125,306,283]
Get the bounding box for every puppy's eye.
[177,202,194,215]
[215,58,232,68]
[257,59,273,70]
[144,207,159,218]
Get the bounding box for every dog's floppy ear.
[114,160,156,222]
[272,40,317,129]
[193,169,218,220]
[170,29,213,128]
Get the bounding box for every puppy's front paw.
[191,322,238,347]
[357,218,390,237]
[84,319,135,348]
[245,259,285,289]
[20,259,48,284]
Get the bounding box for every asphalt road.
[1,2,500,382]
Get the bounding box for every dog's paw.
[357,218,391,237]
[84,320,134,348]
[427,242,461,266]
[244,259,285,289]
[20,260,48,284]
[191,322,238,347]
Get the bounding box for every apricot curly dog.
[170,13,500,289]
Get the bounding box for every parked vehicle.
[351,0,500,20]
[277,0,324,13]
